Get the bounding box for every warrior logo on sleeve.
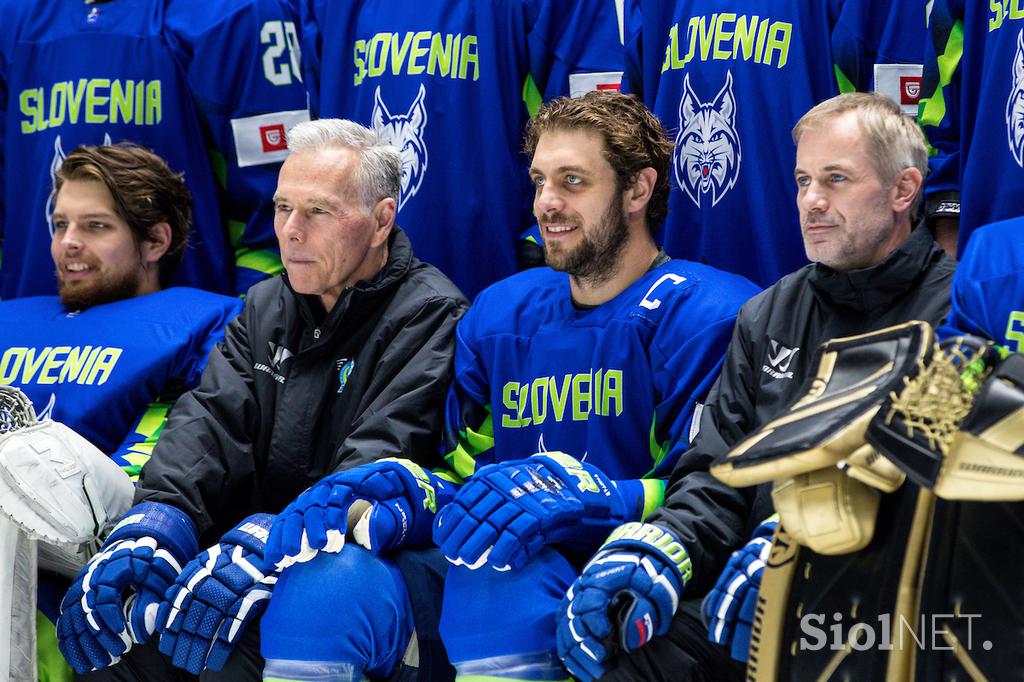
[674,72,741,207]
[1006,29,1024,167]
[371,85,428,212]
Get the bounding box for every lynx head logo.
[45,133,112,236]
[371,84,428,211]
[1006,29,1024,167]
[674,72,741,207]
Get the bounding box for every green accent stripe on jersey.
[444,409,495,480]
[648,416,670,469]
[121,400,172,480]
[641,479,666,519]
[919,19,965,137]
[523,73,543,118]
[208,148,228,189]
[229,219,246,248]
[833,64,856,94]
[237,248,285,276]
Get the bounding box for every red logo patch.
[596,83,621,91]
[260,124,287,153]
[900,76,921,105]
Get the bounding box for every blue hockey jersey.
[0,288,241,479]
[940,218,1024,351]
[623,0,925,287]
[443,259,758,517]
[920,1,1024,257]
[0,0,309,299]
[299,0,624,299]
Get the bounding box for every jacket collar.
[808,221,940,313]
[285,226,414,330]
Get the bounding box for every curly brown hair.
[54,143,192,287]
[523,91,674,230]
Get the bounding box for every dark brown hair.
[524,91,674,230]
[54,143,192,286]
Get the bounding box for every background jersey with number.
[300,0,624,299]
[443,260,758,508]
[0,0,309,299]
[920,0,1024,257]
[623,0,924,287]
[0,288,241,479]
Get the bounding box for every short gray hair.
[287,119,401,211]
[792,92,928,213]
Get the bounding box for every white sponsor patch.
[569,71,623,98]
[873,64,923,117]
[231,109,310,167]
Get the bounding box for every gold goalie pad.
[934,428,1024,500]
[771,466,880,555]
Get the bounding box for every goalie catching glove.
[158,513,276,674]
[265,458,455,570]
[433,452,647,572]
[57,502,199,673]
[555,522,692,682]
[0,386,132,545]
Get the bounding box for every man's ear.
[625,167,657,217]
[370,197,396,248]
[142,222,172,265]
[890,167,924,214]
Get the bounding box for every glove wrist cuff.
[221,513,273,558]
[107,502,199,561]
[602,522,692,587]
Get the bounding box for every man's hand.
[265,458,455,569]
[556,522,691,681]
[158,514,276,673]
[433,452,630,571]
[703,516,777,662]
[56,502,198,674]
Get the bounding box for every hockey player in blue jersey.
[259,92,759,682]
[920,1,1024,260]
[300,0,625,298]
[0,142,241,682]
[0,0,309,300]
[622,0,926,286]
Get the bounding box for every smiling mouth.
[543,224,579,235]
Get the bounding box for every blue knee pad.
[440,547,577,680]
[261,547,414,681]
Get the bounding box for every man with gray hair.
[57,119,467,681]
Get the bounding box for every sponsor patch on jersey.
[873,63,923,117]
[762,338,799,380]
[231,109,309,167]
[568,71,623,98]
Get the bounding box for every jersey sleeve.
[168,0,310,295]
[441,309,494,483]
[831,0,925,93]
[919,0,963,221]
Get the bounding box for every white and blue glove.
[157,513,276,674]
[433,452,637,571]
[556,522,692,682]
[265,458,455,569]
[56,502,199,674]
[703,516,778,662]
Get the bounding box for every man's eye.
[53,220,68,231]
[796,176,810,188]
[88,222,108,230]
[566,175,582,185]
[532,176,545,188]
[830,174,847,183]
[311,207,328,215]
[274,204,292,213]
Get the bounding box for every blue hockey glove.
[556,522,691,682]
[56,502,198,674]
[265,458,455,569]
[157,513,276,673]
[702,516,777,662]
[433,452,632,571]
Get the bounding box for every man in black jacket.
[562,92,954,680]
[58,120,468,681]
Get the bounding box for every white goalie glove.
[0,386,133,547]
